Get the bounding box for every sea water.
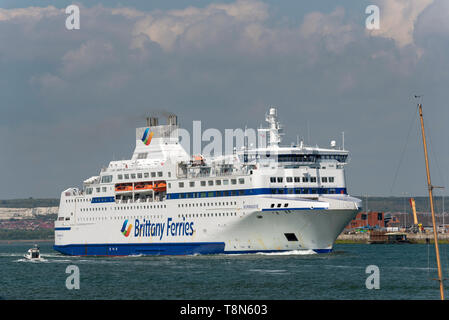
[0,242,448,300]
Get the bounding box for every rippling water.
[1,242,448,300]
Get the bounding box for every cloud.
[368,0,434,47]
[131,1,358,59]
[130,0,269,51]
[0,5,62,22]
[29,73,68,93]
[299,7,355,54]
[61,40,117,78]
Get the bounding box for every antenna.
[307,121,310,145]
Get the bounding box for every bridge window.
[310,177,317,183]
[179,182,184,188]
[302,177,309,183]
[117,174,123,180]
[216,180,221,186]
[270,177,276,183]
[231,179,237,185]
[238,178,245,184]
[329,177,334,183]
[189,181,195,187]
[294,177,300,182]
[278,154,316,163]
[277,177,283,183]
[101,175,113,183]
[287,177,292,183]
[322,177,328,183]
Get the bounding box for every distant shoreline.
[0,239,54,244]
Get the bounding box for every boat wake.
[255,249,317,256]
[15,258,48,263]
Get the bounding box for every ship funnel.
[146,117,159,127]
[168,114,178,126]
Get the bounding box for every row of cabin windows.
[97,171,173,185]
[79,215,163,222]
[178,212,237,218]
[270,177,334,183]
[277,154,347,163]
[80,204,166,212]
[117,171,170,180]
[173,190,245,199]
[179,178,245,189]
[78,212,237,223]
[67,198,92,203]
[178,201,237,208]
[271,188,339,195]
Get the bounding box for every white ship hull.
[54,195,360,255]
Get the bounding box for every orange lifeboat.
[153,181,166,192]
[115,184,133,192]
[134,182,153,190]
[134,183,145,190]
[143,182,153,190]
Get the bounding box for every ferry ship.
[54,108,361,256]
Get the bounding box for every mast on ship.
[418,102,445,300]
[258,106,284,148]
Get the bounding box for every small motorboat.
[24,244,42,261]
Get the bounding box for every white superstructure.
[54,108,361,255]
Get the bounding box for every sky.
[1,0,449,199]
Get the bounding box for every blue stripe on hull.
[312,249,333,254]
[54,243,332,256]
[54,242,225,256]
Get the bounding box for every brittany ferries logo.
[120,218,194,240]
[120,220,132,237]
[141,128,154,146]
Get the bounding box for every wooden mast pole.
[418,103,445,300]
